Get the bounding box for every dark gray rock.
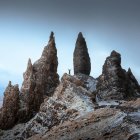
[96,50,140,100]
[73,32,91,75]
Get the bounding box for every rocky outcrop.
[0,81,20,130]
[0,32,140,140]
[0,74,140,140]
[0,73,96,139]
[33,32,59,96]
[20,32,59,121]
[73,32,91,75]
[96,50,140,100]
[20,73,96,139]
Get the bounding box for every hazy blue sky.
[0,0,140,95]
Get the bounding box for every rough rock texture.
[0,73,97,139]
[96,50,140,100]
[73,32,91,75]
[21,73,96,139]
[0,82,20,130]
[28,103,140,140]
[0,35,140,140]
[0,74,140,140]
[19,32,59,121]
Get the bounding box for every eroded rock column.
[73,32,91,75]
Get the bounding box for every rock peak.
[110,50,120,56]
[20,32,59,121]
[8,81,12,87]
[41,32,56,59]
[77,32,83,39]
[0,82,20,129]
[73,33,91,75]
[27,58,32,71]
[49,31,54,40]
[128,67,132,73]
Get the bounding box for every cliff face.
[73,32,91,75]
[0,82,20,129]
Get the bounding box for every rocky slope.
[0,33,140,140]
[0,73,140,140]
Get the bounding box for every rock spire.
[97,50,140,100]
[20,32,59,120]
[73,32,91,75]
[0,82,20,129]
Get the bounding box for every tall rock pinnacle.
[0,82,20,129]
[20,32,59,121]
[73,32,91,75]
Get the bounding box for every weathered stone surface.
[0,81,20,130]
[33,32,59,97]
[73,32,91,75]
[0,74,140,140]
[28,107,140,140]
[1,36,140,140]
[96,50,140,100]
[20,73,95,139]
[19,32,59,121]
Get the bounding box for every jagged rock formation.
[21,73,96,139]
[29,106,140,140]
[96,50,140,100]
[20,32,59,121]
[0,73,97,139]
[73,32,91,75]
[0,33,140,140]
[0,82,20,130]
[1,77,139,140]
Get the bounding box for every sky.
[0,0,140,95]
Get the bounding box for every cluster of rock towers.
[0,32,91,129]
[0,32,140,130]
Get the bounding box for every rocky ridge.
[0,32,140,140]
